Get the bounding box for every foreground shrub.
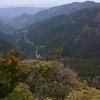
[67,81,100,100]
[25,60,77,100]
[4,83,35,100]
[0,49,22,97]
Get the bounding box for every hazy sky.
[0,0,100,7]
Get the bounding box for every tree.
[4,83,35,100]
[66,80,100,100]
[26,60,76,100]
[54,47,63,61]
[0,49,22,97]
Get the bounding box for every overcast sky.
[0,0,100,7]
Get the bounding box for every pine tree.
[0,49,22,97]
[54,47,63,61]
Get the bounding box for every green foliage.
[54,47,63,61]
[16,36,36,59]
[4,83,35,100]
[0,30,16,55]
[22,60,100,100]
[25,60,76,100]
[63,58,100,77]
[66,80,100,100]
[0,49,22,96]
[63,58,100,89]
[0,58,100,100]
[0,20,17,34]
[20,61,31,78]
[67,90,92,100]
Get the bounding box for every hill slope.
[9,14,33,29]
[0,30,16,55]
[0,30,35,59]
[15,6,100,59]
[9,1,100,28]
[0,20,17,34]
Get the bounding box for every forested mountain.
[9,1,100,28]
[0,7,46,18]
[0,20,17,34]
[9,14,33,29]
[0,29,35,59]
[15,6,100,60]
[0,30,16,54]
[1,1,100,60]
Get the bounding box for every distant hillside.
[9,14,33,29]
[15,6,100,59]
[9,1,100,28]
[0,16,11,22]
[0,30,34,59]
[0,20,17,34]
[0,7,46,18]
[0,30,16,55]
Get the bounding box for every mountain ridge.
[0,7,46,18]
[9,1,100,28]
[15,6,100,59]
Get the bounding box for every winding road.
[24,34,41,59]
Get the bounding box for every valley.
[1,1,100,61]
[1,1,100,63]
[0,1,100,99]
[24,34,41,59]
[16,6,100,60]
